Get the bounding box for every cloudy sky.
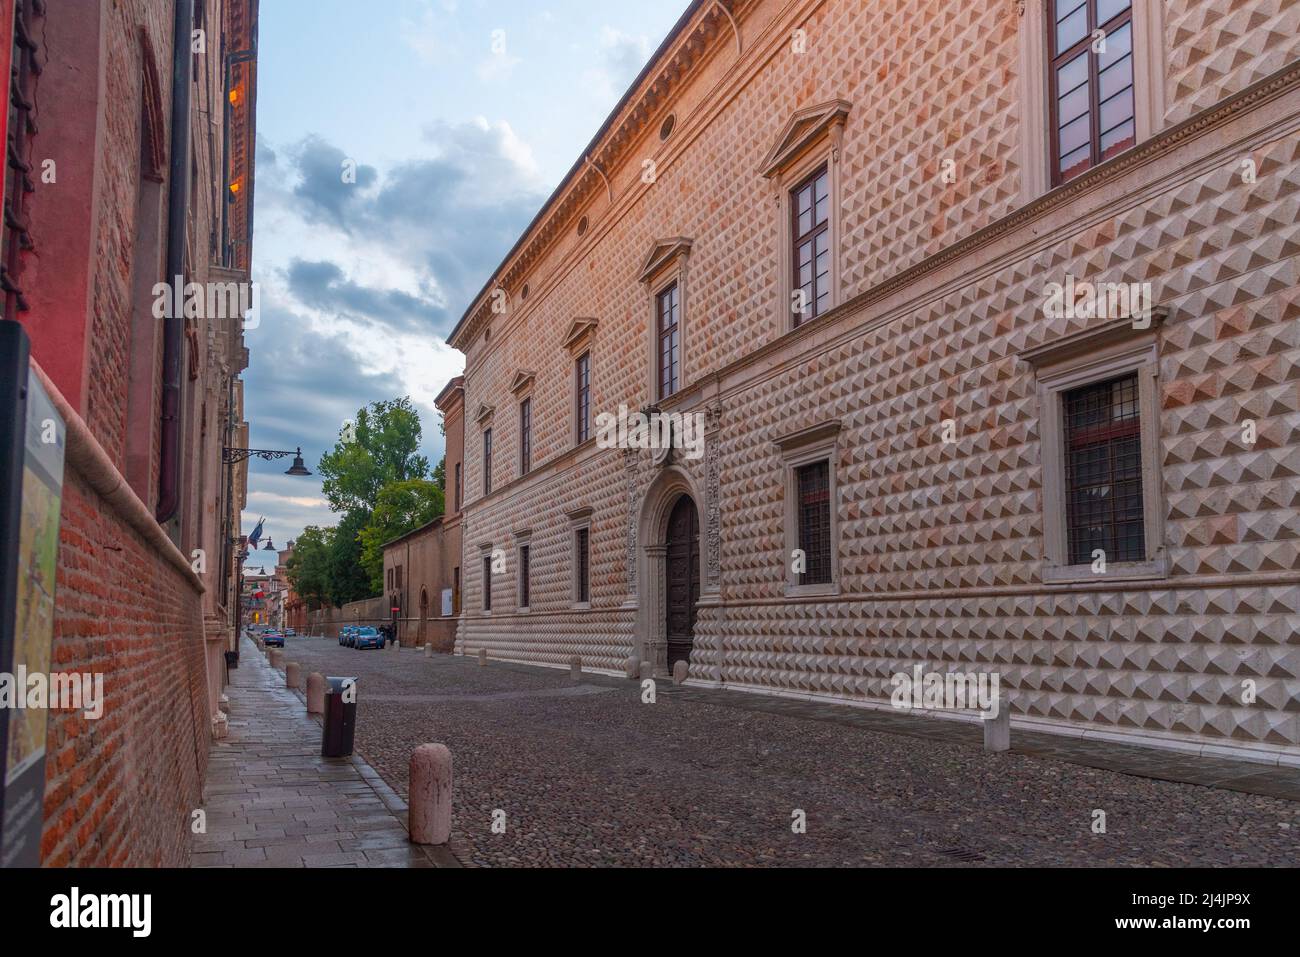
[240,0,683,558]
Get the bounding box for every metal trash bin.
[322,676,357,757]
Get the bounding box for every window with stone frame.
[656,281,680,399]
[790,163,831,325]
[518,543,531,609]
[574,527,590,604]
[1062,372,1145,564]
[795,459,832,585]
[519,397,532,476]
[575,351,591,444]
[1048,0,1136,184]
[482,554,492,612]
[482,427,493,496]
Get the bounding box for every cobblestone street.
[281,636,1300,868]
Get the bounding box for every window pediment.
[759,100,851,179]
[563,317,599,353]
[510,370,536,395]
[474,402,495,425]
[638,238,693,284]
[1020,308,1168,368]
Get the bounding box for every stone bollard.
[285,661,301,691]
[218,694,230,715]
[983,700,1011,752]
[672,660,688,685]
[569,655,582,681]
[478,648,488,667]
[624,656,639,679]
[212,712,229,740]
[639,661,653,681]
[408,743,453,845]
[306,672,325,714]
[271,650,285,670]
[424,643,432,658]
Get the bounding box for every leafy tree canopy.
[317,397,430,515]
[357,479,445,593]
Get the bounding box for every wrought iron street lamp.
[222,445,313,637]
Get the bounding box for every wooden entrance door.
[665,495,699,670]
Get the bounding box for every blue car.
[264,631,284,648]
[338,626,352,646]
[353,627,385,650]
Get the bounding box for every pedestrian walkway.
[190,635,459,868]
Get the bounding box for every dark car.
[264,631,285,648]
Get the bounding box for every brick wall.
[40,471,208,867]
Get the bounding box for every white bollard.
[285,661,301,690]
[570,656,582,681]
[624,656,639,679]
[408,744,453,845]
[983,702,1011,752]
[306,672,325,714]
[424,643,432,658]
[478,648,488,667]
[672,660,688,685]
[639,661,653,681]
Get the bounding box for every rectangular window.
[796,460,832,585]
[453,566,460,614]
[656,282,680,399]
[519,544,530,608]
[575,528,590,604]
[454,462,462,511]
[575,352,591,444]
[791,164,830,325]
[1048,0,1135,184]
[482,555,492,612]
[1062,373,1145,564]
[519,398,532,476]
[395,566,402,590]
[483,428,493,496]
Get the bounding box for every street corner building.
[448,0,1300,765]
[0,0,260,865]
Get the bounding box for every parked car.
[353,627,385,650]
[338,626,349,646]
[264,631,284,648]
[283,628,296,637]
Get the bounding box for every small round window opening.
[577,215,589,237]
[521,283,530,301]
[659,114,675,142]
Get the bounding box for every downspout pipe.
[157,0,194,525]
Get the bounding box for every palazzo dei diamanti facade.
[446,0,1300,765]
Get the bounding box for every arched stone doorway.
[635,466,706,676]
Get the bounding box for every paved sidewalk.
[190,635,459,868]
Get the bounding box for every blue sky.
[239,0,685,557]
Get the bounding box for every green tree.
[317,397,431,515]
[284,525,334,608]
[357,479,444,593]
[327,509,374,606]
